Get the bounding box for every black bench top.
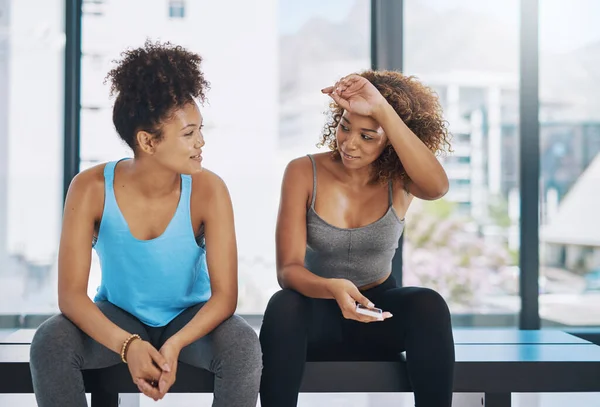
[452,328,591,344]
[1,329,599,394]
[0,328,591,345]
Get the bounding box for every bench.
[1,328,600,407]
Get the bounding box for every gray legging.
[29,301,262,407]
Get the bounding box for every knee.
[406,288,451,325]
[217,316,262,378]
[262,289,309,330]
[30,315,77,369]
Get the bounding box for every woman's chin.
[187,165,203,175]
[177,162,203,175]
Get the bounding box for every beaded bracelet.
[120,333,142,364]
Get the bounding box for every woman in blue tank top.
[30,41,261,407]
[260,71,455,406]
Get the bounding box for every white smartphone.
[356,303,383,320]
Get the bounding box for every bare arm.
[326,74,449,200]
[58,170,135,354]
[164,172,238,350]
[276,158,337,299]
[374,102,449,200]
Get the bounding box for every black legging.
[259,276,455,407]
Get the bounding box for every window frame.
[2,0,545,329]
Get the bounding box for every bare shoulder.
[287,152,335,178]
[283,155,318,188]
[311,152,336,170]
[312,151,346,181]
[190,168,230,203]
[286,154,311,174]
[64,163,106,215]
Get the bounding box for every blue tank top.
[93,159,211,327]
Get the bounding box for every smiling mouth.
[341,150,359,159]
[191,154,202,160]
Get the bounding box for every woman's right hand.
[125,339,171,401]
[327,278,393,323]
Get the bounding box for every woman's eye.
[362,134,372,141]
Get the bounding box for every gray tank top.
[304,155,405,287]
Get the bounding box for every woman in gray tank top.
[260,71,455,407]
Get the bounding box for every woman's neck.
[334,156,376,187]
[122,157,180,198]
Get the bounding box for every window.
[444,155,471,165]
[0,1,65,316]
[83,0,105,16]
[451,179,471,187]
[168,0,185,19]
[539,0,600,327]
[80,0,370,315]
[404,0,520,318]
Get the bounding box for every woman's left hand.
[321,74,388,117]
[157,340,181,396]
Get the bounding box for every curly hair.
[318,70,451,186]
[105,39,210,150]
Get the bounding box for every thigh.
[159,302,248,370]
[171,312,259,373]
[305,297,369,361]
[305,298,344,345]
[348,286,449,354]
[31,300,151,370]
[96,300,152,337]
[158,302,206,349]
[260,289,310,339]
[85,301,152,368]
[260,290,344,347]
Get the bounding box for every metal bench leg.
[485,393,511,407]
[90,390,118,407]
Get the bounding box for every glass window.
[168,0,185,19]
[83,0,105,17]
[404,0,520,319]
[0,0,65,315]
[80,0,370,313]
[539,0,600,327]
